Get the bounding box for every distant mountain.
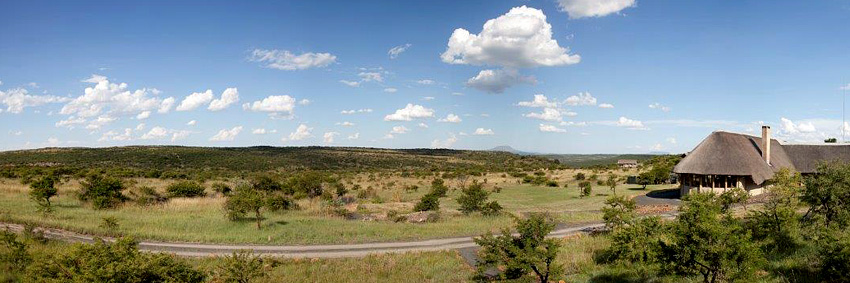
[489,145,535,155]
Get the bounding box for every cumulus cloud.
[518,94,557,108]
[540,124,567,133]
[390,125,410,134]
[384,104,435,121]
[616,116,647,130]
[0,88,69,114]
[841,83,850,90]
[249,49,337,70]
[565,92,597,106]
[388,43,412,59]
[779,117,817,135]
[187,120,197,126]
[252,128,276,135]
[210,126,243,141]
[473,128,495,135]
[158,97,175,113]
[598,103,614,109]
[524,107,563,121]
[61,76,172,118]
[141,126,169,140]
[431,133,458,148]
[242,95,296,117]
[649,103,671,112]
[358,72,384,82]
[285,124,313,141]
[347,133,360,140]
[557,0,636,19]
[323,132,340,143]
[466,69,536,94]
[208,88,240,111]
[98,128,134,142]
[438,113,462,123]
[136,111,151,120]
[418,122,429,128]
[176,90,214,111]
[441,6,580,68]
[81,74,107,84]
[341,108,373,114]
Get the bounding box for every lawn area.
[0,178,674,245]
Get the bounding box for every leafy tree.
[214,250,265,283]
[747,168,802,252]
[605,175,618,195]
[78,175,127,209]
[816,228,850,280]
[25,237,204,283]
[430,178,448,197]
[579,181,592,198]
[284,172,327,198]
[457,181,489,214]
[659,193,763,283]
[574,172,586,181]
[598,216,666,265]
[801,162,850,229]
[166,181,206,198]
[481,201,503,216]
[251,175,282,192]
[718,187,748,212]
[602,195,636,230]
[225,184,267,229]
[414,192,440,212]
[29,175,58,212]
[474,214,562,283]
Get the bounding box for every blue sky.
[1,0,849,154]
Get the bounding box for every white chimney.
[762,125,771,165]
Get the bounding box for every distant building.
[617,159,638,168]
[674,126,850,196]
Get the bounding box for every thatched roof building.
[674,126,850,195]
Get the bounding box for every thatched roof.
[673,131,796,184]
[783,144,850,173]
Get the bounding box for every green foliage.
[816,228,850,280]
[801,162,850,229]
[430,178,448,197]
[659,193,763,283]
[546,180,559,187]
[474,213,562,282]
[78,174,127,209]
[0,230,31,277]
[597,216,666,265]
[333,182,348,197]
[481,201,503,216]
[579,181,592,198]
[166,181,206,198]
[100,216,120,232]
[25,237,205,283]
[457,181,489,215]
[601,195,636,230]
[574,172,586,181]
[747,168,802,253]
[213,250,265,283]
[718,187,748,212]
[284,172,327,198]
[212,182,232,196]
[29,175,58,212]
[130,186,168,206]
[224,184,267,229]
[265,194,296,212]
[414,192,440,212]
[605,175,618,195]
[251,176,282,192]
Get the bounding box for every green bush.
[0,230,30,278]
[457,181,489,215]
[579,181,592,198]
[430,178,448,197]
[414,193,440,212]
[78,175,127,209]
[574,173,586,181]
[131,186,167,206]
[29,175,58,212]
[266,194,296,212]
[546,180,559,187]
[166,181,206,198]
[481,201,503,216]
[213,250,265,283]
[211,182,232,196]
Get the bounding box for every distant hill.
[537,154,658,168]
[489,145,535,155]
[0,146,563,179]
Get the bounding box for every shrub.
[131,186,167,206]
[166,181,206,198]
[481,201,503,216]
[579,181,592,198]
[266,194,296,212]
[29,175,58,212]
[99,216,120,233]
[414,193,440,212]
[457,181,489,215]
[333,182,348,197]
[430,178,448,197]
[474,213,561,282]
[0,230,30,276]
[78,175,127,209]
[213,250,265,283]
[251,176,282,192]
[212,182,232,196]
[546,180,559,187]
[602,195,636,230]
[574,173,586,181]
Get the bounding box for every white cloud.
[438,113,462,123]
[61,76,169,119]
[556,0,637,19]
[9,130,22,136]
[0,88,69,114]
[651,143,664,151]
[98,128,133,142]
[441,6,580,68]
[539,124,567,133]
[649,103,671,112]
[473,128,495,135]
[617,116,647,130]
[358,72,383,82]
[339,80,361,87]
[187,120,197,126]
[176,90,214,111]
[523,107,563,121]
[565,92,597,106]
[141,126,169,140]
[390,125,410,134]
[249,49,337,70]
[666,137,677,144]
[136,111,151,120]
[384,88,398,93]
[286,124,313,141]
[417,79,436,85]
[418,123,429,128]
[158,97,175,113]
[81,74,107,83]
[518,94,557,108]
[431,133,458,148]
[466,69,536,94]
[55,116,86,128]
[452,92,464,96]
[779,117,817,135]
[298,99,311,106]
[210,126,243,141]
[323,132,340,143]
[347,133,360,140]
[242,95,296,117]
[252,128,276,135]
[840,83,850,90]
[422,96,435,101]
[388,43,412,59]
[598,103,614,109]
[384,104,435,121]
[337,121,355,127]
[208,88,240,111]
[84,115,116,130]
[341,108,373,114]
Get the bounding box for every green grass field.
[0,177,674,245]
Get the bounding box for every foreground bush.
[166,181,206,198]
[212,250,266,283]
[78,175,127,209]
[475,213,562,282]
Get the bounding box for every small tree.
[574,172,586,181]
[602,195,636,230]
[225,185,267,229]
[579,181,592,198]
[78,175,127,209]
[413,192,440,212]
[457,181,489,214]
[475,214,562,282]
[605,175,618,195]
[747,169,802,252]
[29,175,58,212]
[801,162,850,229]
[166,181,206,198]
[430,178,448,197]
